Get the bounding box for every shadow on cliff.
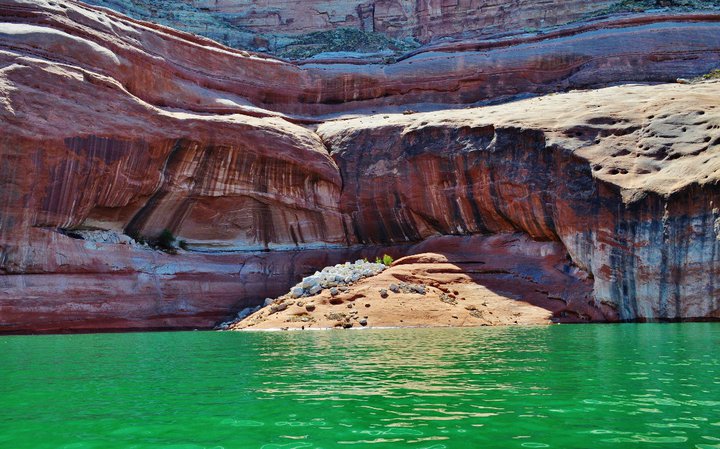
[396,233,619,323]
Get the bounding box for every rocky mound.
[230,234,616,330]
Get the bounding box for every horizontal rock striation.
[319,82,720,320]
[2,1,720,117]
[186,0,618,42]
[0,0,718,331]
[83,0,619,53]
[0,230,409,333]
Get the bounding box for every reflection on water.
[0,324,719,448]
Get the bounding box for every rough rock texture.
[0,0,719,332]
[187,0,617,42]
[319,81,720,320]
[2,1,719,118]
[232,234,616,330]
[83,0,619,54]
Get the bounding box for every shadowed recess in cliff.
[124,138,346,250]
[326,123,567,244]
[318,81,720,320]
[233,233,619,331]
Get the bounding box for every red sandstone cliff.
[188,0,617,42]
[0,0,718,332]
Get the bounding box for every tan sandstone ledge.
[229,234,618,331]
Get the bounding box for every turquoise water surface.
[1,324,719,449]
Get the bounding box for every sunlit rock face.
[319,82,720,320]
[0,0,719,331]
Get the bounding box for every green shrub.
[155,228,176,253]
[126,229,146,245]
[702,69,720,80]
[382,254,394,266]
[593,0,717,16]
[276,27,419,60]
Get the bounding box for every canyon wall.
[4,0,720,117]
[83,0,618,54]
[0,0,719,331]
[319,82,720,319]
[188,0,617,41]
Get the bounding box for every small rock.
[290,287,304,298]
[389,283,400,293]
[270,302,289,314]
[302,275,320,289]
[326,312,346,321]
[296,301,304,307]
[379,288,388,298]
[305,303,316,312]
[365,303,371,308]
[347,303,353,309]
[342,322,354,329]
[359,318,368,326]
[263,298,275,307]
[309,284,322,295]
[236,306,256,320]
[330,287,339,296]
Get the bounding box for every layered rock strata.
[0,0,718,331]
[319,81,720,319]
[187,0,618,42]
[83,0,619,54]
[2,1,719,118]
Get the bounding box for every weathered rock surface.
[84,0,620,54]
[0,0,718,332]
[186,0,618,42]
[319,81,720,320]
[2,0,719,118]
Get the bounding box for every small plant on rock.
[154,228,177,254]
[382,254,394,266]
[702,69,720,80]
[126,229,146,245]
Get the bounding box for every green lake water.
[1,324,719,449]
